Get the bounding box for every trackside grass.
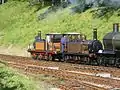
[0,63,37,90]
[0,62,59,90]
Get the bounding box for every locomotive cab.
[64,33,86,53]
[46,33,63,52]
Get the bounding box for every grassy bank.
[0,1,120,47]
[0,63,37,90]
[0,62,59,90]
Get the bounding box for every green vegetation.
[0,0,120,47]
[0,62,63,90]
[0,63,37,90]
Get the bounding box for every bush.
[0,65,36,90]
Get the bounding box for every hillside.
[0,0,120,48]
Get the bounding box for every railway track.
[6,62,110,90]
[0,54,120,77]
[0,54,120,90]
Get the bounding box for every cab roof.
[64,32,81,35]
[46,33,63,35]
[46,32,81,35]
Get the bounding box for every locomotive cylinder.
[93,28,97,40]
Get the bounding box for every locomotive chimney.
[113,23,119,32]
[38,31,41,39]
[93,28,97,40]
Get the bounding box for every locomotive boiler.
[97,23,120,67]
[103,23,120,50]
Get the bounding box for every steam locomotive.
[28,23,120,67]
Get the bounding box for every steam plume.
[69,0,120,13]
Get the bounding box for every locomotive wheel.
[32,55,37,60]
[52,55,55,61]
[84,57,90,65]
[63,55,68,62]
[104,57,109,67]
[45,55,49,61]
[31,54,38,60]
[48,54,53,61]
[63,55,69,62]
[79,57,89,64]
[31,53,38,60]
[115,58,120,68]
[97,56,102,66]
[38,54,43,60]
[116,63,120,68]
[58,55,62,62]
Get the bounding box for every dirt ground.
[0,46,30,57]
